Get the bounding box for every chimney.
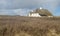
[31,10,33,12]
[40,7,42,9]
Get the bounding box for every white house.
[28,12,53,17]
[28,7,53,17]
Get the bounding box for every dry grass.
[0,16,60,36]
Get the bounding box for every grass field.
[0,16,60,36]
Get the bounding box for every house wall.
[29,13,41,17]
[48,16,53,17]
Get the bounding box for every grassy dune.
[0,16,60,36]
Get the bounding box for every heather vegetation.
[0,16,60,36]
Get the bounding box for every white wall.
[29,13,41,17]
[48,16,53,17]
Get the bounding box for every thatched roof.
[30,8,53,16]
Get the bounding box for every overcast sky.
[0,0,60,16]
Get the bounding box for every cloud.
[0,10,17,15]
[0,0,59,9]
[0,0,60,16]
[0,9,31,16]
[14,9,31,16]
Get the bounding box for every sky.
[0,0,60,16]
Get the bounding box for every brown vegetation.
[0,16,60,36]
